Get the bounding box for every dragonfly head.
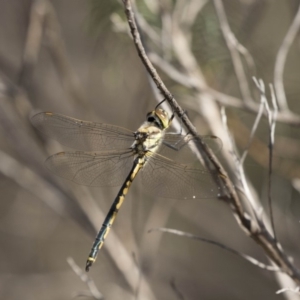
[147,108,171,129]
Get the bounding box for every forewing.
[31,112,134,151]
[140,152,222,199]
[45,149,134,187]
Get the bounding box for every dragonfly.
[31,102,222,272]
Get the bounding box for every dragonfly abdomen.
[85,158,144,271]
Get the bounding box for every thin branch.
[159,1,173,59]
[292,179,300,194]
[213,0,252,103]
[110,13,129,33]
[240,78,266,165]
[220,105,260,221]
[122,0,178,101]
[0,150,66,215]
[277,286,300,295]
[149,52,300,126]
[268,84,278,241]
[170,278,185,300]
[19,0,86,109]
[253,79,278,240]
[131,252,142,300]
[148,52,200,89]
[18,0,47,86]
[134,10,161,47]
[181,0,208,30]
[67,257,104,299]
[173,0,208,33]
[232,36,256,77]
[150,228,280,272]
[274,2,300,111]
[43,1,86,108]
[121,1,300,133]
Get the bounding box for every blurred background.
[0,0,300,299]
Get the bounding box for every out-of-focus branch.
[151,227,280,272]
[170,278,185,300]
[129,3,300,127]
[274,3,300,111]
[277,287,300,296]
[229,117,300,179]
[67,257,104,299]
[221,103,262,219]
[240,79,265,165]
[0,150,66,215]
[149,52,300,126]
[213,0,252,103]
[265,83,278,241]
[19,0,86,109]
[43,1,86,108]
[134,10,161,47]
[19,0,47,87]
[173,0,208,41]
[160,1,173,58]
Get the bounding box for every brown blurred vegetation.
[0,0,300,299]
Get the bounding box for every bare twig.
[232,37,256,77]
[123,1,300,128]
[173,0,208,36]
[213,0,252,103]
[267,84,278,241]
[149,52,300,126]
[274,2,300,111]
[19,0,47,86]
[0,150,66,215]
[253,79,278,240]
[170,278,185,300]
[277,286,300,295]
[43,1,86,109]
[67,257,104,299]
[293,179,300,194]
[134,10,161,47]
[19,0,86,109]
[241,78,266,165]
[159,1,173,58]
[220,105,260,220]
[150,228,280,272]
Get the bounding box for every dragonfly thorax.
[132,118,166,156]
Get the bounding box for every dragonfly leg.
[163,133,194,151]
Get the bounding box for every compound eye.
[147,116,155,122]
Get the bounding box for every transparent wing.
[140,152,223,199]
[45,149,135,187]
[159,133,222,164]
[31,112,134,151]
